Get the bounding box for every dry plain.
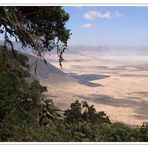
[32,48,148,126]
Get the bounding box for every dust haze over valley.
[4,43,148,126]
[34,46,148,126]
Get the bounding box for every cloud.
[81,23,95,29]
[84,10,123,20]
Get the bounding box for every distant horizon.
[1,40,148,48]
[67,44,148,47]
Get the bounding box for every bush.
[139,122,148,142]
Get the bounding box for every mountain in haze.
[67,45,148,56]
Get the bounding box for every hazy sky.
[63,6,148,46]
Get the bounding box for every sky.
[63,6,148,46]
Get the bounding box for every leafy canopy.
[64,100,111,124]
[0,6,71,67]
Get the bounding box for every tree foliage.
[0,49,61,141]
[0,6,71,67]
[64,100,111,125]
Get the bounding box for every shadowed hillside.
[27,54,76,86]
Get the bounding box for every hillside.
[27,54,76,86]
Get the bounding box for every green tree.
[64,100,82,124]
[64,100,111,125]
[63,100,111,141]
[0,6,71,67]
[103,122,133,142]
[0,47,30,122]
[0,49,61,141]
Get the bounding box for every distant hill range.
[1,40,148,55]
[67,45,148,56]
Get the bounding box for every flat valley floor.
[41,50,148,126]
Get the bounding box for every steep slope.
[0,42,76,86]
[26,54,77,87]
